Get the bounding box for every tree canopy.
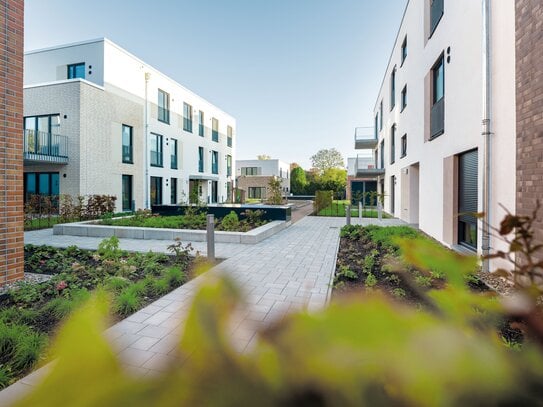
[310,148,345,173]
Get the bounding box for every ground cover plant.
[0,237,195,389]
[99,209,268,232]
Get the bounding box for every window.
[150,133,163,167]
[211,151,219,174]
[211,181,218,204]
[158,89,170,124]
[170,177,177,205]
[430,54,445,138]
[150,176,162,206]
[122,175,133,211]
[458,149,478,250]
[227,126,233,147]
[241,167,259,176]
[24,172,59,202]
[390,125,396,164]
[374,114,379,138]
[67,63,85,79]
[379,100,383,130]
[390,67,396,110]
[248,187,266,199]
[226,155,232,177]
[24,114,62,156]
[198,110,204,137]
[401,134,407,158]
[401,85,408,111]
[212,118,219,142]
[198,146,204,172]
[401,36,408,65]
[390,175,396,214]
[122,125,133,164]
[430,0,444,37]
[380,140,385,169]
[171,139,178,169]
[183,102,193,132]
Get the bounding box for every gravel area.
[0,273,52,295]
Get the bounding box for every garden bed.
[0,237,197,389]
[316,200,391,218]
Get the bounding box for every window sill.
[157,119,170,125]
[122,161,134,165]
[171,166,178,170]
[150,164,163,168]
[400,106,406,113]
[400,154,407,159]
[429,130,444,141]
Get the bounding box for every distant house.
[235,159,290,200]
[346,155,377,205]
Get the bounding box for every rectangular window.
[226,155,232,177]
[379,100,383,130]
[170,177,177,205]
[380,140,385,169]
[122,125,133,164]
[212,117,219,142]
[248,187,266,199]
[390,175,396,214]
[211,181,218,203]
[430,0,444,37]
[430,54,445,138]
[122,175,133,211]
[374,114,379,138]
[158,89,170,124]
[171,139,178,169]
[390,125,396,164]
[150,176,163,206]
[401,85,407,112]
[67,63,85,79]
[24,172,59,202]
[241,167,259,176]
[227,125,233,147]
[198,146,204,172]
[150,133,163,167]
[211,150,219,174]
[390,68,396,110]
[401,36,408,65]
[401,134,407,158]
[24,114,63,157]
[183,102,193,132]
[458,149,478,250]
[198,110,205,137]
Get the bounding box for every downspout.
[481,0,492,272]
[144,72,150,209]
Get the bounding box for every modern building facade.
[23,38,236,211]
[346,154,377,205]
[355,0,518,264]
[235,159,290,200]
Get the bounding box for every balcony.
[354,127,378,149]
[24,130,68,165]
[355,155,385,178]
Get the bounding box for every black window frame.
[171,138,178,169]
[122,124,133,164]
[380,140,385,169]
[401,36,408,65]
[227,125,233,148]
[429,0,444,38]
[183,102,193,133]
[401,134,407,158]
[211,150,219,175]
[401,85,408,112]
[150,133,163,167]
[198,146,204,173]
[390,67,396,111]
[122,174,133,212]
[226,155,232,177]
[158,89,170,124]
[198,110,205,137]
[379,101,383,131]
[390,125,396,164]
[150,176,163,206]
[67,62,85,79]
[248,187,265,199]
[170,177,178,205]
[430,54,445,139]
[211,117,219,142]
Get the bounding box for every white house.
[23,38,236,211]
[235,159,290,200]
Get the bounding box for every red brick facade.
[516,0,543,258]
[0,0,24,286]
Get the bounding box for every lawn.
[24,216,62,231]
[0,237,196,389]
[317,200,391,218]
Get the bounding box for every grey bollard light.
[346,205,351,225]
[206,214,215,262]
[377,201,383,221]
[358,201,362,219]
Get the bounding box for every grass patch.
[317,201,391,218]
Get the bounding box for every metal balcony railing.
[24,129,68,164]
[355,154,384,178]
[354,127,378,150]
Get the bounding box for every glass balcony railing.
[355,154,384,177]
[24,130,68,164]
[354,127,378,149]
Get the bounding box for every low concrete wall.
[53,220,290,244]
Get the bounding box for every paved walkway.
[0,216,404,405]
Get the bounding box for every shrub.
[365,273,378,287]
[220,211,240,231]
[163,266,186,287]
[314,190,333,214]
[97,236,122,260]
[115,287,142,316]
[104,276,131,293]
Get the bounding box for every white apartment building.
[23,38,236,212]
[235,159,290,200]
[355,0,516,262]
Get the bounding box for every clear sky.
[25,0,407,169]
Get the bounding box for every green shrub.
[220,211,240,231]
[336,265,357,281]
[104,276,131,292]
[115,287,142,316]
[0,367,11,389]
[163,266,186,287]
[392,288,406,299]
[314,190,333,214]
[11,330,47,372]
[148,277,170,296]
[97,236,122,260]
[414,274,433,288]
[365,273,378,287]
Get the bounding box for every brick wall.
[516,0,543,258]
[0,0,24,286]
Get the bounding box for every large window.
[150,176,163,206]
[401,85,408,112]
[122,175,133,211]
[122,125,133,164]
[379,100,383,130]
[241,167,259,176]
[67,63,85,79]
[401,134,407,158]
[211,181,218,204]
[158,89,170,124]
[430,0,444,37]
[150,133,163,167]
[198,110,205,137]
[458,149,478,250]
[198,147,204,173]
[171,177,177,205]
[183,102,193,132]
[212,117,219,142]
[401,36,408,65]
[171,139,178,169]
[24,115,62,156]
[430,54,445,138]
[380,140,385,169]
[24,172,59,202]
[211,151,219,174]
[226,155,232,177]
[390,67,396,110]
[227,126,233,147]
[248,187,266,199]
[374,114,378,138]
[390,125,396,164]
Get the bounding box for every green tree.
[310,148,345,173]
[267,177,283,205]
[319,168,347,196]
[290,167,308,195]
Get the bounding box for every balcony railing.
[24,130,68,164]
[150,151,163,167]
[354,127,378,150]
[355,155,385,178]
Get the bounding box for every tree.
[290,162,300,171]
[257,155,271,160]
[319,168,347,197]
[310,148,345,173]
[290,167,308,195]
[267,177,283,205]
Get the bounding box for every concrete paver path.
[0,216,404,405]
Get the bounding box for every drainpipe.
[144,72,151,209]
[481,0,492,272]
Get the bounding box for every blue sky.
[25,0,407,169]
